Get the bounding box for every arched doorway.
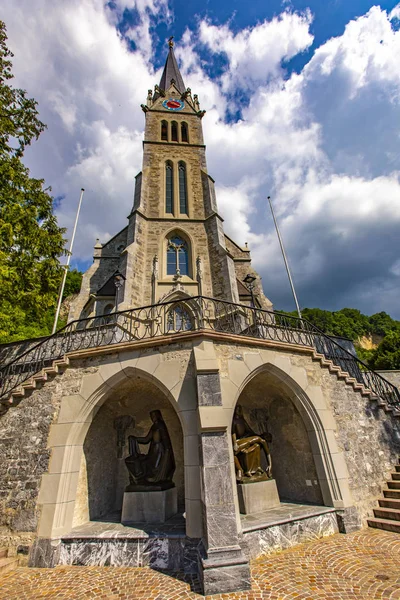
[72,373,184,528]
[235,367,326,507]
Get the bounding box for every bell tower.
[69,40,272,320]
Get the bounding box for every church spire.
[158,37,185,94]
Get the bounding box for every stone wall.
[0,368,84,552]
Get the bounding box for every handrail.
[0,296,399,410]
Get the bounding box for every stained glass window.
[167,306,192,331]
[167,236,189,276]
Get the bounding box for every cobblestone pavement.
[1,529,400,599]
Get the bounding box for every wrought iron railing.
[0,296,399,411]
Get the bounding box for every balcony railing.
[0,296,399,411]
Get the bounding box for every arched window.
[161,120,168,141]
[165,161,174,214]
[167,305,192,332]
[181,122,189,143]
[178,161,188,215]
[167,236,189,276]
[102,303,114,325]
[103,304,114,315]
[171,121,178,142]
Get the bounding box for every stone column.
[198,429,251,595]
[194,339,250,595]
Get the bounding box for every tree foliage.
[0,20,66,343]
[279,306,400,370]
[63,269,83,300]
[369,331,400,370]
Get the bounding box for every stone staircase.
[0,547,18,576]
[368,457,400,533]
[0,357,70,415]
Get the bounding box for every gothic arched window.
[178,161,188,215]
[167,236,189,276]
[161,120,168,141]
[165,161,174,214]
[167,305,192,332]
[181,122,189,143]
[171,121,178,142]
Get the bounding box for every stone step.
[395,465,400,473]
[0,556,18,576]
[0,548,7,559]
[367,517,400,533]
[391,472,400,481]
[373,507,400,521]
[387,481,400,490]
[383,489,400,499]
[379,498,400,510]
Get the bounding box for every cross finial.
[168,36,174,48]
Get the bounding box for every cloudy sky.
[3,0,400,316]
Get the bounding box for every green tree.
[369,331,400,370]
[369,312,399,336]
[0,21,65,343]
[63,268,83,300]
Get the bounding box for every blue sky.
[3,0,400,317]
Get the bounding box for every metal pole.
[268,196,302,320]
[52,188,85,334]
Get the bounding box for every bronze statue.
[125,410,175,491]
[232,404,272,483]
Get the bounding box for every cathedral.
[68,39,272,323]
[0,41,399,596]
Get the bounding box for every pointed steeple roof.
[158,37,185,94]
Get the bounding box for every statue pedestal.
[121,487,177,524]
[237,479,280,514]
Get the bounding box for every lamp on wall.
[114,271,126,313]
[243,273,256,307]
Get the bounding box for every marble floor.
[63,511,186,540]
[240,501,336,533]
[64,502,334,540]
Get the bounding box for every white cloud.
[2,1,400,316]
[199,10,314,91]
[389,3,400,21]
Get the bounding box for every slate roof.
[158,45,186,94]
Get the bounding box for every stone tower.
[69,40,272,321]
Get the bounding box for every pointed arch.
[178,161,188,215]
[165,161,174,214]
[171,121,178,142]
[161,120,168,141]
[181,122,189,143]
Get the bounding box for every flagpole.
[52,188,85,334]
[267,196,302,320]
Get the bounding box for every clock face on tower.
[162,98,185,111]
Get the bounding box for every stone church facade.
[0,42,400,596]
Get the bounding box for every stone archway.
[235,367,324,506]
[72,373,184,528]
[229,359,346,512]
